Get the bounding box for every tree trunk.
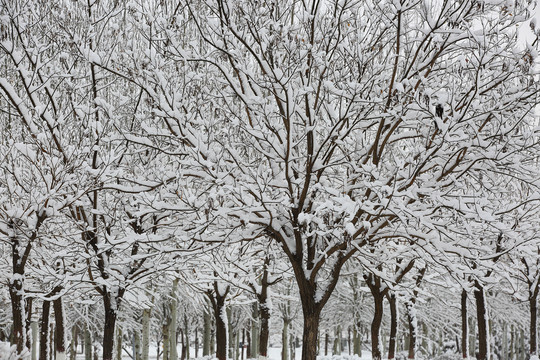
[163,320,170,360]
[474,284,489,360]
[134,331,142,360]
[170,279,179,360]
[195,327,199,359]
[9,273,27,357]
[142,308,151,360]
[333,325,341,355]
[184,314,190,360]
[228,307,234,360]
[241,328,245,360]
[282,320,289,360]
[259,301,270,359]
[215,300,227,360]
[289,333,295,360]
[31,320,38,360]
[530,296,538,357]
[84,327,92,360]
[406,303,417,359]
[388,293,397,360]
[502,322,508,360]
[348,327,351,355]
[40,301,51,360]
[371,293,384,360]
[301,314,320,360]
[54,298,66,360]
[520,328,526,360]
[203,311,211,356]
[324,331,328,356]
[353,325,361,356]
[116,327,122,360]
[461,290,468,359]
[469,318,476,358]
[26,298,33,352]
[251,303,259,358]
[69,324,77,360]
[180,329,186,360]
[103,295,118,360]
[49,325,54,360]
[246,328,251,359]
[234,331,240,360]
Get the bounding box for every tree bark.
[170,279,179,360]
[406,303,416,360]
[530,296,538,356]
[387,293,397,359]
[246,328,251,359]
[10,272,27,357]
[324,331,328,356]
[54,298,66,360]
[502,322,508,360]
[31,320,38,360]
[371,292,384,360]
[251,303,259,358]
[49,325,54,360]
[301,313,320,360]
[282,320,289,360]
[40,301,51,360]
[163,319,170,360]
[474,283,489,360]
[195,326,199,359]
[26,298,33,352]
[103,294,119,360]
[134,330,142,360]
[228,307,234,359]
[259,299,270,359]
[348,327,351,355]
[203,311,211,356]
[84,327,92,360]
[69,324,77,360]
[208,282,229,360]
[142,308,151,360]
[461,290,468,359]
[115,327,122,360]
[333,325,341,355]
[214,300,227,360]
[241,328,245,360]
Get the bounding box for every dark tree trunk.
[324,331,329,356]
[371,293,384,360]
[203,310,211,356]
[348,327,351,355]
[195,327,199,358]
[387,293,397,360]
[259,299,270,358]
[207,282,229,360]
[301,313,320,360]
[214,303,227,360]
[40,301,51,360]
[530,296,537,356]
[54,298,65,358]
[241,328,245,360]
[10,276,26,357]
[102,295,118,360]
[246,328,251,359]
[180,328,186,360]
[406,308,416,359]
[25,298,33,351]
[474,283,488,360]
[461,290,468,359]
